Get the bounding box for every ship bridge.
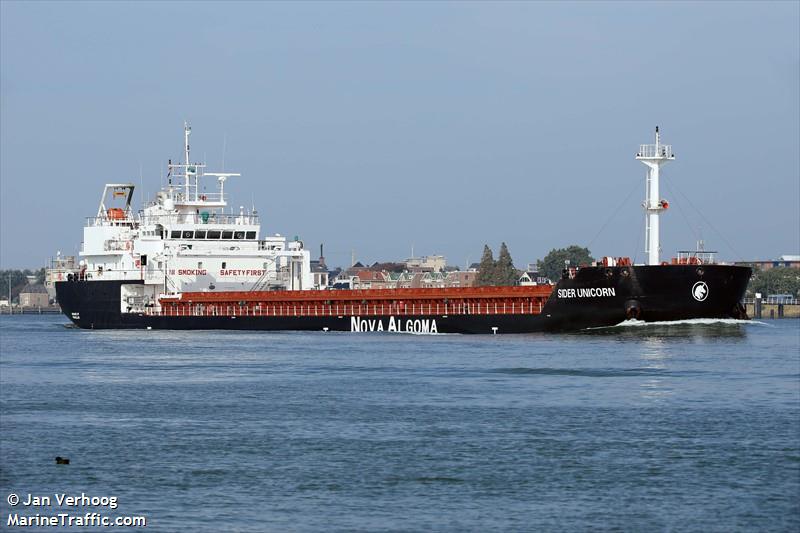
[73,123,313,309]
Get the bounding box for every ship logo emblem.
[692,281,709,302]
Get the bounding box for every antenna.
[184,122,192,200]
[184,121,191,165]
[636,126,675,265]
[205,172,241,202]
[139,162,143,209]
[222,133,227,171]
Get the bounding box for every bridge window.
[222,231,233,239]
[182,231,193,239]
[234,231,245,240]
[207,230,221,239]
[195,230,207,239]
[246,231,256,239]
[170,230,181,239]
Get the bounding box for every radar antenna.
[205,172,241,200]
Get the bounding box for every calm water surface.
[1,316,798,531]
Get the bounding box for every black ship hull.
[56,265,751,333]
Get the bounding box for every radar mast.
[636,126,674,265]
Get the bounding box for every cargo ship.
[56,125,751,333]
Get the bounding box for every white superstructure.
[636,126,674,265]
[77,123,314,313]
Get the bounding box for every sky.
[1,1,798,270]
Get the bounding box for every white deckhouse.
[77,124,313,313]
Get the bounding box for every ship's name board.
[351,316,438,334]
[557,287,616,298]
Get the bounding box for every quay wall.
[746,302,800,319]
[1,306,61,315]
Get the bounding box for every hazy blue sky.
[1,1,798,269]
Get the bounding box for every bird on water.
[55,457,70,465]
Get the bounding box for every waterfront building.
[519,271,551,286]
[45,254,77,301]
[19,284,49,307]
[405,255,446,273]
[735,255,800,271]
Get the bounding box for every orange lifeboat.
[107,208,125,220]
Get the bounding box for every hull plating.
[56,265,751,333]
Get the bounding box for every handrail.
[139,213,259,226]
[637,143,674,158]
[143,297,548,318]
[85,213,260,227]
[743,297,799,305]
[176,284,556,303]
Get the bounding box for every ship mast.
[184,121,191,167]
[184,122,193,201]
[636,126,674,265]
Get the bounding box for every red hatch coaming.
[153,285,556,319]
[174,285,555,304]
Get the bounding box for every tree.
[746,267,800,298]
[0,269,43,303]
[537,245,594,282]
[494,242,518,286]
[476,243,519,286]
[476,245,495,286]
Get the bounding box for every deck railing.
[85,213,260,227]
[143,299,547,318]
[637,143,674,159]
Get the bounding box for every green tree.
[476,245,495,286]
[0,269,41,303]
[537,245,594,282]
[746,267,800,298]
[494,242,518,286]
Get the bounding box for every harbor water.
[1,315,798,531]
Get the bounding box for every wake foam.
[601,318,766,329]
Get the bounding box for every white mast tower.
[636,126,674,265]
